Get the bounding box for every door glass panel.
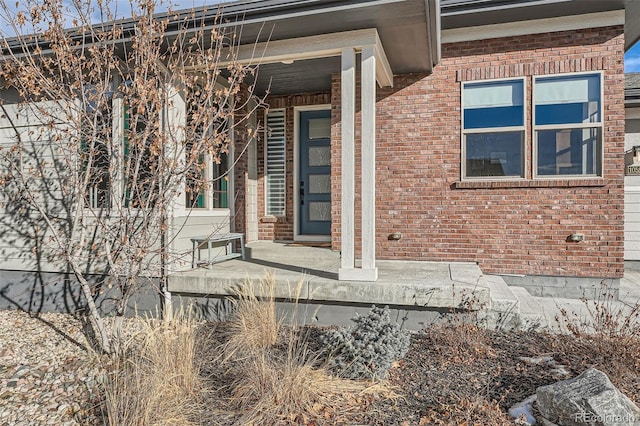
[308,118,331,139]
[308,201,331,221]
[308,146,330,166]
[309,174,331,194]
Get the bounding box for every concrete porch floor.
[168,241,493,310]
[168,242,640,331]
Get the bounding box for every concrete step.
[479,274,521,330]
[509,286,549,330]
[484,274,519,313]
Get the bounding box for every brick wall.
[256,93,331,241]
[330,26,625,278]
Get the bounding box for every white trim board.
[442,10,625,44]
[187,28,394,88]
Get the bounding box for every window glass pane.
[535,74,600,125]
[308,146,330,166]
[308,118,331,139]
[185,149,206,208]
[82,86,112,208]
[537,127,601,176]
[465,131,523,177]
[464,106,524,129]
[309,174,331,194]
[212,153,228,208]
[309,201,331,221]
[463,80,524,129]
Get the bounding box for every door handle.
[300,182,304,205]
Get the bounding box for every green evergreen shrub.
[321,305,411,379]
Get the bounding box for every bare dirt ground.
[193,321,640,425]
[2,309,639,425]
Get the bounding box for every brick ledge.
[454,178,606,189]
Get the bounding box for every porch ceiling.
[250,57,341,95]
[213,0,437,96]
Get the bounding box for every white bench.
[191,232,246,267]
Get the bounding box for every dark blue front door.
[299,110,331,235]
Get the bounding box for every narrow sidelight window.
[265,109,286,216]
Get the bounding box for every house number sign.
[627,165,640,176]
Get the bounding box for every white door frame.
[293,104,332,242]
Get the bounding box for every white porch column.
[339,45,379,282]
[339,48,356,278]
[360,45,378,280]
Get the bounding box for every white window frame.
[532,71,604,179]
[461,76,527,180]
[184,85,234,215]
[264,108,287,217]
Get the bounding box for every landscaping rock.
[536,368,640,426]
[0,310,103,425]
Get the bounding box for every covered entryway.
[208,0,440,281]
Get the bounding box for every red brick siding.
[256,93,332,241]
[330,26,625,278]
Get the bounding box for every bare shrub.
[551,281,640,398]
[424,323,497,364]
[557,281,640,340]
[0,0,262,354]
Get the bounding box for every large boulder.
[536,368,640,426]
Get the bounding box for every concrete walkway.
[168,242,640,331]
[483,262,640,332]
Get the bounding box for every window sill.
[454,178,606,189]
[260,215,287,223]
[178,209,231,217]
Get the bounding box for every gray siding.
[625,114,640,260]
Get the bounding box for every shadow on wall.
[0,269,235,320]
[0,270,156,316]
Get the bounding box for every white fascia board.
[441,10,625,44]
[374,32,394,88]
[628,108,640,120]
[189,28,394,88]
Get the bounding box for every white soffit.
[441,10,625,44]
[210,28,394,88]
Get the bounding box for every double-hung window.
[184,95,231,210]
[185,144,230,210]
[462,79,525,179]
[534,73,602,177]
[82,86,112,208]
